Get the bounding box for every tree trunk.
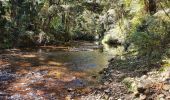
[144,0,157,15]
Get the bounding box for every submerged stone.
[0,73,15,81]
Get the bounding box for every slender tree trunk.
[144,0,157,15]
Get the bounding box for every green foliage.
[70,5,84,15]
[49,16,67,41]
[72,30,96,41]
[82,2,104,14]
[0,1,6,27]
[98,0,170,67]
[0,0,169,54]
[50,16,63,30]
[128,16,170,63]
[122,78,137,92]
[1,37,12,49]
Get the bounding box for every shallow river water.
[0,42,115,99]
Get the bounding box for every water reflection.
[38,49,113,74]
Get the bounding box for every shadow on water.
[0,42,114,99]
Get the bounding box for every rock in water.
[0,74,14,81]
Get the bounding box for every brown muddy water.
[0,42,115,100]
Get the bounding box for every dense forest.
[0,0,170,99]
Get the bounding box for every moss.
[159,61,170,72]
[122,77,137,92]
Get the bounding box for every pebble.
[108,97,114,100]
[25,88,31,90]
[110,70,114,73]
[67,88,74,92]
[104,89,110,93]
[104,94,109,99]
[165,78,170,84]
[163,84,170,91]
[166,96,170,99]
[10,94,23,100]
[141,75,147,79]
[159,98,165,100]
[104,82,109,85]
[159,94,165,98]
[65,95,72,100]
[139,94,146,100]
[0,73,15,81]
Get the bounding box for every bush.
[128,15,170,63]
[72,30,96,41]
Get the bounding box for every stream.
[0,42,116,100]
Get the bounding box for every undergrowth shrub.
[128,15,170,64]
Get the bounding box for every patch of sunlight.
[130,14,143,27]
[48,70,63,78]
[0,60,8,65]
[154,9,170,21]
[20,54,37,58]
[102,43,124,56]
[38,57,46,61]
[163,63,170,67]
[129,0,144,14]
[160,59,170,72]
[48,61,63,66]
[40,46,69,49]
[162,58,170,64]
[73,72,87,77]
[56,72,62,78]
[16,62,32,67]
[111,46,124,56]
[16,69,29,75]
[102,25,126,44]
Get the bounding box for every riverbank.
[82,56,170,100]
